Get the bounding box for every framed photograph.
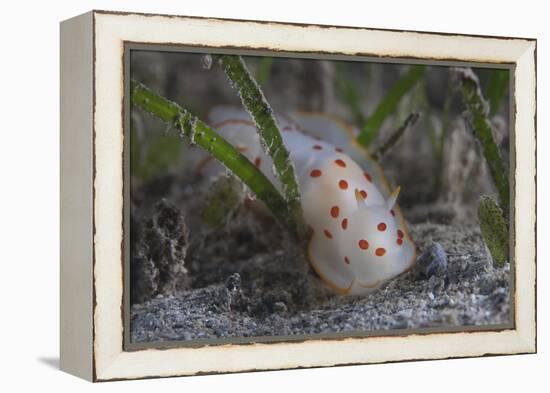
[60,10,536,382]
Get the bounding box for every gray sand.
[130,222,511,343]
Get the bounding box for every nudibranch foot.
[307,237,354,294]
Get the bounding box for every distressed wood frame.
[60,10,536,382]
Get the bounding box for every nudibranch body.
[203,106,416,295]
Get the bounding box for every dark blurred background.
[130,50,510,226]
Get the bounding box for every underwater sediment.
[130,199,510,343]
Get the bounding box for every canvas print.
[127,49,512,346]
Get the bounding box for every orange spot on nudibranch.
[339,180,348,190]
[313,144,323,150]
[396,238,404,246]
[360,190,368,199]
[341,218,348,230]
[335,159,346,168]
[254,157,261,167]
[377,223,387,231]
[397,229,404,238]
[364,172,372,182]
[330,206,339,218]
[375,248,386,256]
[344,256,350,264]
[359,239,369,250]
[310,169,322,178]
[324,229,333,239]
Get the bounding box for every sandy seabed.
[130,218,511,343]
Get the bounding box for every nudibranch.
[199,106,416,295]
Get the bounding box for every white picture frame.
[60,10,536,381]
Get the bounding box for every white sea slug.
[200,106,416,295]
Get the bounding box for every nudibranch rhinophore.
[200,106,416,295]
